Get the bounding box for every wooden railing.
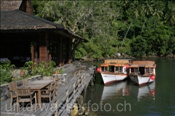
[46,72,87,116]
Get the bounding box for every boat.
[98,59,130,85]
[129,60,156,85]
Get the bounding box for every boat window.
[116,67,119,73]
[145,68,153,73]
[131,68,139,73]
[101,66,108,72]
[105,67,108,71]
[145,68,149,73]
[115,67,123,73]
[135,68,139,72]
[150,68,153,73]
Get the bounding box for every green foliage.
[33,61,56,76]
[22,60,56,76]
[23,61,33,71]
[32,0,175,58]
[0,60,15,84]
[131,36,147,58]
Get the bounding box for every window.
[145,68,153,73]
[115,66,123,73]
[150,68,153,73]
[135,68,139,73]
[145,68,149,73]
[131,68,139,73]
[116,67,119,73]
[101,66,108,72]
[119,67,122,73]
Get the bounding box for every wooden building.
[0,0,86,67]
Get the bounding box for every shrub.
[0,60,15,84]
[22,60,56,76]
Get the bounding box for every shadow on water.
[85,58,175,116]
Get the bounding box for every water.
[85,58,175,116]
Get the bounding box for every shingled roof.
[0,10,57,30]
[0,0,86,41]
[0,0,22,11]
[0,10,86,41]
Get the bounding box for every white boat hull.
[130,75,155,85]
[101,73,127,85]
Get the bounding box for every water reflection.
[101,81,129,101]
[137,81,155,101]
[100,81,156,102]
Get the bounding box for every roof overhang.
[0,10,87,42]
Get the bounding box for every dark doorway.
[139,67,145,75]
[109,66,114,72]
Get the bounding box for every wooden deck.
[1,62,95,116]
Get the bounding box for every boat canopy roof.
[131,60,155,65]
[129,64,139,68]
[100,64,108,67]
[103,59,131,64]
[100,63,127,67]
[130,60,156,67]
[130,64,156,68]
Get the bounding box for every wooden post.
[59,37,63,66]
[34,47,38,63]
[39,46,47,62]
[31,43,35,62]
[68,38,72,63]
[39,33,48,62]
[78,78,81,93]
[73,82,76,96]
[54,100,58,116]
[66,89,69,111]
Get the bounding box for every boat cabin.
[129,61,156,75]
[100,59,130,74]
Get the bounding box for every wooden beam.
[59,37,63,66]
[68,38,72,63]
[31,43,34,62]
[39,33,48,62]
[39,46,47,62]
